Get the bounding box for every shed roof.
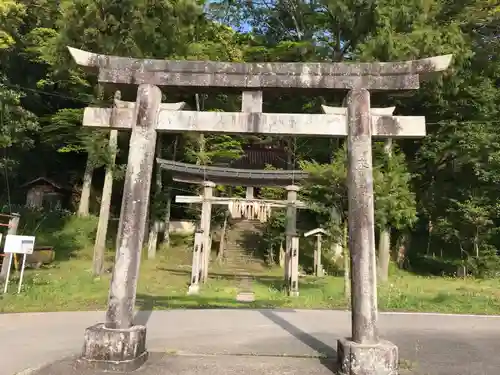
[20,177,67,190]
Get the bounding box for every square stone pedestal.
[187,284,200,295]
[337,338,398,375]
[78,323,148,372]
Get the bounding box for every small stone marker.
[236,273,255,302]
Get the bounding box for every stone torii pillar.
[200,181,214,283]
[80,84,162,372]
[285,185,300,296]
[337,88,397,375]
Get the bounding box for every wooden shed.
[20,177,70,210]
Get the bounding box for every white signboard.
[4,235,36,254]
[2,235,36,294]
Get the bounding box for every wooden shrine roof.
[157,159,308,187]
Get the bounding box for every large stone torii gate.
[69,46,452,374]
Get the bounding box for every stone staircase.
[222,219,266,273]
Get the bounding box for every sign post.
[2,235,36,294]
[304,228,328,277]
[0,213,20,281]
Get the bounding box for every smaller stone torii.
[69,46,452,375]
[162,104,397,296]
[175,184,306,296]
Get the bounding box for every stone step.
[223,251,255,256]
[224,261,256,266]
[224,258,255,262]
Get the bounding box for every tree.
[301,142,417,280]
[41,108,111,216]
[372,142,417,280]
[0,1,38,201]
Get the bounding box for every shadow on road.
[134,295,155,325]
[259,310,338,372]
[133,294,294,325]
[134,295,338,372]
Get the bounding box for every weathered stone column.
[200,181,214,283]
[80,84,162,372]
[188,227,203,294]
[290,235,300,296]
[246,186,254,199]
[314,234,323,277]
[337,88,398,375]
[285,185,299,295]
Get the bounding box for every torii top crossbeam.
[68,47,452,91]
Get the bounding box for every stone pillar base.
[78,323,148,372]
[187,284,200,295]
[337,338,398,375]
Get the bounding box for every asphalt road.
[1,309,499,375]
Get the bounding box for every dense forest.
[0,0,499,279]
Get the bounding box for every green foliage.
[0,0,499,278]
[185,134,244,165]
[0,78,38,149]
[260,212,286,264]
[372,142,417,230]
[0,0,25,50]
[300,144,417,247]
[1,206,98,259]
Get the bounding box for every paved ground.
[1,310,499,375]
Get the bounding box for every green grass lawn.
[1,245,499,314]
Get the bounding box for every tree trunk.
[269,245,275,265]
[397,232,409,269]
[377,138,393,283]
[147,137,163,259]
[162,187,172,246]
[286,138,293,169]
[78,156,93,216]
[147,222,160,260]
[92,130,118,276]
[144,204,150,246]
[279,240,285,267]
[343,220,350,300]
[161,135,178,246]
[331,241,343,260]
[377,228,391,282]
[217,213,228,262]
